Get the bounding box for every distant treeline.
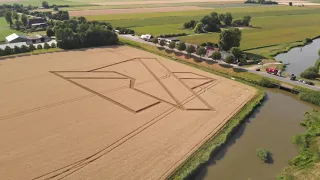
[183,11,251,33]
[54,17,118,49]
[244,0,278,4]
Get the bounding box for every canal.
[192,89,319,180]
[275,38,320,75]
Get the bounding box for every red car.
[266,68,279,75]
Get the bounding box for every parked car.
[266,68,279,75]
[165,39,180,45]
[141,34,154,41]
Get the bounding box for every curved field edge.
[245,35,320,58]
[168,89,264,180]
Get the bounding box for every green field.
[0,0,89,6]
[86,6,320,50]
[0,17,19,43]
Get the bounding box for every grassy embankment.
[278,110,320,180]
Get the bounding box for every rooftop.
[6,33,29,42]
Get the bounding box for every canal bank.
[190,89,319,180]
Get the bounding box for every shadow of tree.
[233,68,248,73]
[219,63,233,68]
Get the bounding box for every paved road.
[120,35,320,91]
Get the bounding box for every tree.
[225,55,234,64]
[44,43,50,50]
[13,46,21,54]
[4,46,13,55]
[42,1,49,8]
[289,2,293,6]
[21,14,28,26]
[53,6,59,11]
[168,41,176,50]
[230,47,243,59]
[37,44,43,49]
[301,67,318,79]
[152,38,158,46]
[159,39,165,47]
[0,49,4,56]
[4,11,13,25]
[318,48,320,56]
[218,14,225,22]
[212,51,221,60]
[21,45,29,53]
[186,45,195,56]
[196,47,206,57]
[193,22,204,33]
[51,43,56,48]
[223,12,233,26]
[177,42,186,52]
[14,20,23,29]
[46,28,54,37]
[12,11,19,21]
[219,28,242,51]
[29,44,36,51]
[242,16,251,26]
[256,148,270,163]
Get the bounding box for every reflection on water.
[193,89,319,180]
[275,38,320,75]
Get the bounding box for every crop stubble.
[0,46,255,180]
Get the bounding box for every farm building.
[31,23,48,29]
[27,18,46,28]
[27,34,46,44]
[5,33,29,44]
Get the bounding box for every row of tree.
[183,12,252,33]
[245,0,278,4]
[54,17,118,49]
[4,10,29,29]
[151,28,243,64]
[0,43,56,57]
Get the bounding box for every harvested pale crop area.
[0,46,256,180]
[89,0,244,6]
[69,6,208,16]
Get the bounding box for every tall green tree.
[196,47,206,57]
[193,22,204,33]
[159,39,165,47]
[212,51,221,60]
[168,41,176,50]
[186,45,195,56]
[4,11,13,25]
[219,28,242,51]
[42,1,49,8]
[12,11,18,20]
[14,20,23,29]
[242,16,251,26]
[152,38,158,46]
[177,42,186,52]
[46,28,54,37]
[21,14,28,26]
[218,14,225,22]
[230,47,243,59]
[225,55,234,64]
[224,12,233,26]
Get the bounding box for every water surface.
[193,89,319,180]
[275,38,320,75]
